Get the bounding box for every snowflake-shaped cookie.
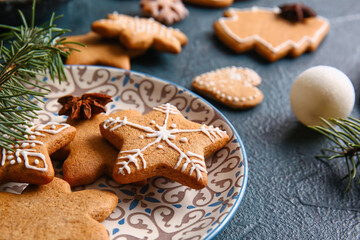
[0,122,76,185]
[141,0,189,25]
[214,7,330,61]
[100,103,229,189]
[91,13,188,54]
[0,177,118,239]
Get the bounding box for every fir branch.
[310,117,360,191]
[0,0,74,150]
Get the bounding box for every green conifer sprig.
[0,0,78,150]
[310,117,360,191]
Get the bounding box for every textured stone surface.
[44,0,360,239]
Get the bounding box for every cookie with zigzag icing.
[0,122,76,185]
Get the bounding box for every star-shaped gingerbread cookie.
[91,13,188,54]
[0,122,76,185]
[213,7,330,61]
[100,103,229,189]
[62,110,141,187]
[192,66,263,109]
[64,32,145,70]
[0,177,118,240]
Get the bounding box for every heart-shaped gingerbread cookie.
[191,66,263,109]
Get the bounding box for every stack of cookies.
[0,93,229,239]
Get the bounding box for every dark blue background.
[10,0,360,239]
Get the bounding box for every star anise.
[279,3,317,22]
[58,93,112,120]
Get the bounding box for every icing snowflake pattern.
[103,103,226,181]
[1,122,70,172]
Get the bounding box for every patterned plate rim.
[79,65,249,240]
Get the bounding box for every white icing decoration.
[103,103,227,181]
[101,13,181,41]
[194,66,261,104]
[180,137,188,143]
[1,122,70,172]
[217,7,330,54]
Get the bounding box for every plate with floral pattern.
[0,65,248,240]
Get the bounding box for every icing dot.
[171,124,177,128]
[180,137,188,143]
[30,143,36,148]
[227,96,233,101]
[34,159,40,165]
[14,144,19,148]
[234,97,239,102]
[150,120,156,125]
[157,145,163,149]
[51,125,56,129]
[230,73,242,80]
[21,143,29,148]
[29,135,36,140]
[139,135,144,139]
[7,155,14,160]
[10,160,15,165]
[7,150,12,154]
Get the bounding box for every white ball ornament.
[290,65,355,126]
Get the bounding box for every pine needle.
[0,0,76,150]
[310,117,360,191]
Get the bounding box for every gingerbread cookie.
[64,32,145,70]
[213,6,330,61]
[183,0,233,8]
[100,103,229,189]
[0,177,118,240]
[141,0,189,25]
[57,93,146,187]
[0,122,76,185]
[192,66,263,109]
[91,13,188,54]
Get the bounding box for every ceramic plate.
[0,65,248,240]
